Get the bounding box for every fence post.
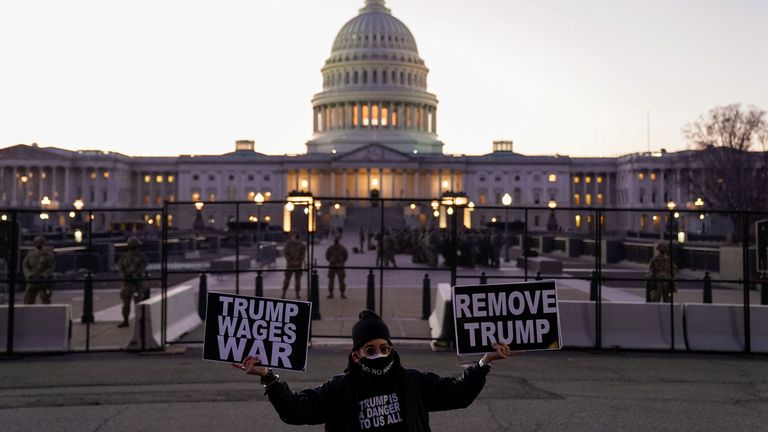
[535,271,542,281]
[761,272,768,306]
[589,271,598,301]
[198,273,207,320]
[367,269,375,311]
[255,270,263,297]
[81,273,94,324]
[422,273,431,320]
[703,271,712,304]
[311,269,321,320]
[480,272,487,285]
[645,273,652,303]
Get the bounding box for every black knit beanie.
[352,310,391,350]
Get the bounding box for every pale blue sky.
[1,0,766,157]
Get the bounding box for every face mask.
[358,352,396,381]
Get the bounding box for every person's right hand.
[231,355,269,377]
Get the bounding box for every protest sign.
[203,292,311,371]
[453,280,561,355]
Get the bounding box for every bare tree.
[684,104,768,242]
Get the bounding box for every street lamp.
[254,192,265,243]
[547,200,559,231]
[193,201,205,230]
[694,197,705,233]
[502,193,512,262]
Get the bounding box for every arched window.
[373,70,377,84]
[354,71,359,84]
[362,70,367,84]
[345,71,350,85]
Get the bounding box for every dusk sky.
[1,0,766,157]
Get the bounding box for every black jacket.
[266,362,491,432]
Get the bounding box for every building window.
[597,176,603,184]
[650,172,657,181]
[585,176,592,184]
[533,174,541,182]
[248,175,254,181]
[228,175,235,181]
[264,174,271,182]
[494,176,501,182]
[640,214,647,229]
[479,176,486,182]
[156,175,163,183]
[209,175,215,181]
[479,193,486,205]
[168,175,175,183]
[597,193,604,206]
[575,214,582,228]
[103,171,110,179]
[193,174,199,181]
[144,175,151,183]
[208,193,216,202]
[362,105,370,127]
[638,172,645,181]
[192,192,200,201]
[573,176,580,184]
[548,174,557,183]
[533,192,541,205]
[585,194,592,206]
[573,194,581,205]
[534,215,540,227]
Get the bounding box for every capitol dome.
[306,0,443,155]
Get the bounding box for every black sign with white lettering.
[202,292,311,371]
[453,281,561,355]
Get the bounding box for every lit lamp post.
[40,196,52,232]
[546,200,559,231]
[193,201,205,230]
[254,192,264,241]
[694,197,705,234]
[502,192,512,262]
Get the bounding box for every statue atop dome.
[361,0,390,14]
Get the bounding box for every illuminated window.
[650,172,657,181]
[392,110,398,127]
[479,194,486,205]
[573,194,581,205]
[156,175,164,183]
[652,214,660,225]
[192,192,201,201]
[168,175,175,183]
[548,174,557,183]
[597,193,604,206]
[381,107,389,126]
[247,191,256,201]
[144,175,151,183]
[362,105,370,127]
[103,171,110,179]
[372,104,380,126]
[353,104,359,127]
[597,176,603,184]
[208,193,216,202]
[600,215,606,225]
[638,172,645,181]
[168,195,175,202]
[144,195,151,205]
[91,172,98,180]
[585,176,592,184]
[575,214,582,228]
[573,176,580,184]
[640,215,647,228]
[585,194,592,206]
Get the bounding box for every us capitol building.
[0,0,708,236]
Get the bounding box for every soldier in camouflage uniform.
[117,236,148,328]
[282,233,306,299]
[23,236,55,304]
[647,242,676,302]
[325,237,349,299]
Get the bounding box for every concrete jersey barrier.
[684,304,768,353]
[126,284,202,350]
[558,301,596,348]
[601,302,685,350]
[0,304,71,352]
[428,282,454,350]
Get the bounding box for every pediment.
[334,144,412,163]
[0,144,65,161]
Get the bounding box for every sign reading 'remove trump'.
[203,292,311,371]
[452,281,561,355]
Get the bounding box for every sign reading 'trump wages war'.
[453,280,561,355]
[203,292,311,371]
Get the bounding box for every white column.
[342,170,348,197]
[414,170,420,198]
[354,169,359,198]
[390,168,395,199]
[401,170,407,198]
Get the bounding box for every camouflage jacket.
[325,243,348,267]
[22,248,55,280]
[118,250,148,279]
[284,238,306,268]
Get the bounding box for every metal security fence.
[2,199,768,354]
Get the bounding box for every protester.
[22,236,55,304]
[117,236,149,328]
[234,309,516,431]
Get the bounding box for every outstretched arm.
[232,356,331,426]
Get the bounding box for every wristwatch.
[260,369,280,387]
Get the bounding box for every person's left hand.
[481,342,522,364]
